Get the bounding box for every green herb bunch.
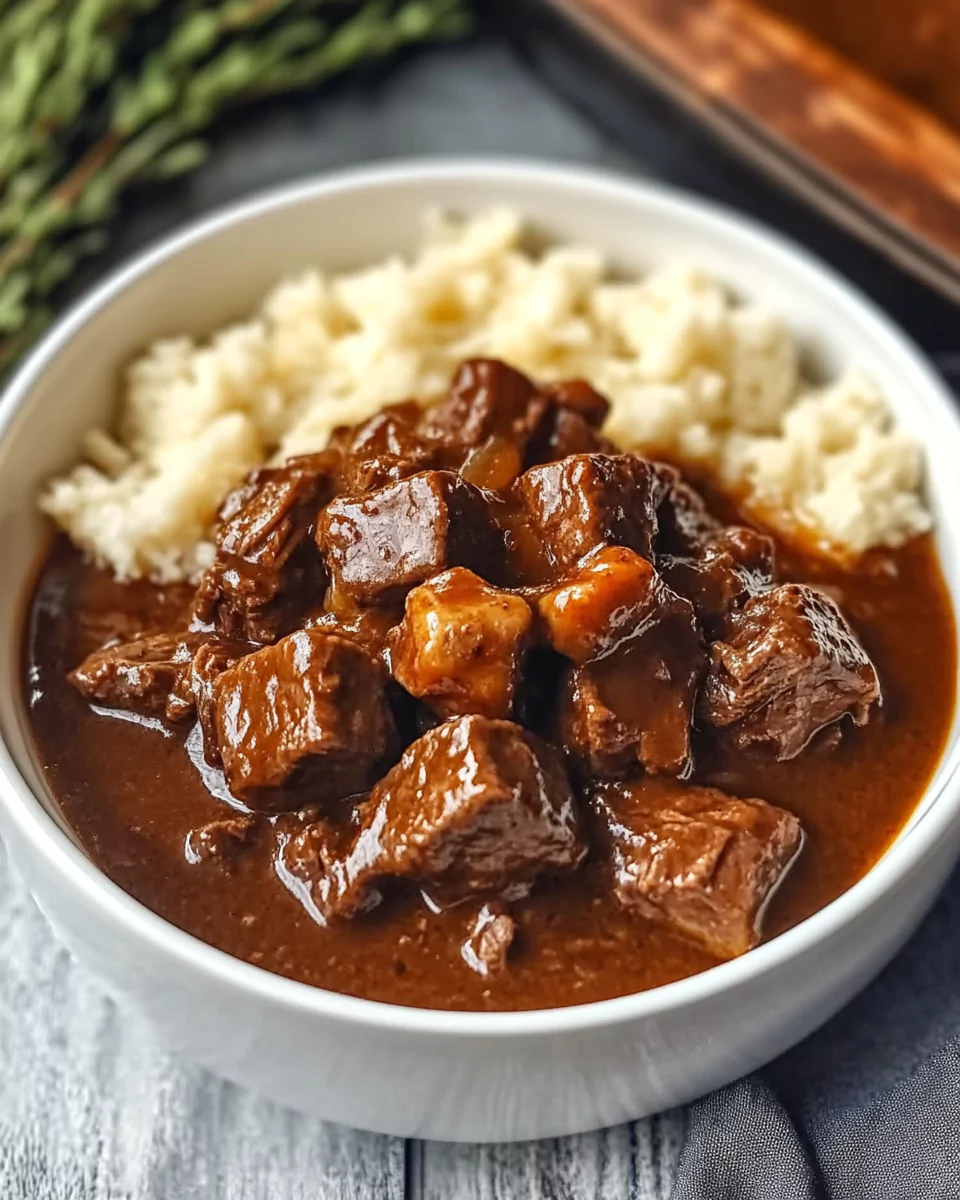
[0,0,471,375]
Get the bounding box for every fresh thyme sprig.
[0,0,471,374]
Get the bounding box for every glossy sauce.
[22,529,956,1011]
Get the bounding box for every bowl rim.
[2,156,959,1039]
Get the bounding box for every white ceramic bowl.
[0,160,958,1143]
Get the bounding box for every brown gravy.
[22,531,955,1011]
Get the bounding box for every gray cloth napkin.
[673,858,960,1198]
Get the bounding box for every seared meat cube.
[338,401,441,492]
[212,630,397,811]
[518,453,659,570]
[526,406,614,466]
[184,814,259,865]
[306,605,400,662]
[326,715,585,916]
[592,776,803,958]
[461,903,517,977]
[193,452,335,643]
[533,546,661,665]
[70,631,207,721]
[188,637,254,766]
[422,359,556,490]
[386,568,533,719]
[541,379,611,428]
[317,470,500,605]
[560,576,706,777]
[701,583,881,759]
[526,379,614,466]
[273,809,356,922]
[661,526,775,638]
[421,358,547,454]
[651,462,722,557]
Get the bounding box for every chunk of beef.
[526,405,614,466]
[526,379,614,466]
[311,715,584,918]
[188,637,255,766]
[337,401,441,492]
[305,605,400,662]
[421,359,555,490]
[193,452,335,643]
[386,568,533,719]
[273,809,357,923]
[184,815,259,865]
[518,453,659,570]
[317,470,500,605]
[541,379,611,428]
[701,583,881,759]
[212,630,397,811]
[421,358,547,454]
[461,903,517,977]
[532,546,661,665]
[651,462,722,557]
[592,776,803,959]
[661,526,775,638]
[560,574,706,777]
[69,631,207,721]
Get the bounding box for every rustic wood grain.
[414,1116,686,1199]
[0,833,685,1199]
[546,0,960,303]
[0,843,406,1200]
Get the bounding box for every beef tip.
[193,452,335,643]
[517,453,659,570]
[317,470,500,605]
[525,405,615,466]
[338,401,441,492]
[461,903,517,977]
[319,715,585,917]
[188,638,255,766]
[651,462,722,557]
[700,583,881,759]
[532,546,661,665]
[526,379,614,466]
[592,776,803,959]
[661,526,775,638]
[425,359,553,490]
[541,379,611,428]
[386,568,533,719]
[184,814,259,865]
[306,605,401,662]
[212,630,397,811]
[560,575,706,777]
[273,809,359,923]
[69,631,207,721]
[421,358,547,454]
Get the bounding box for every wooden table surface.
[0,843,685,1198]
[1,29,949,1198]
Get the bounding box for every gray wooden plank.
[0,841,405,1200]
[416,1110,687,1200]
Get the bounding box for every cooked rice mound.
[40,209,930,581]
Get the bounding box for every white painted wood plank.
[0,842,405,1200]
[417,1110,686,1200]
